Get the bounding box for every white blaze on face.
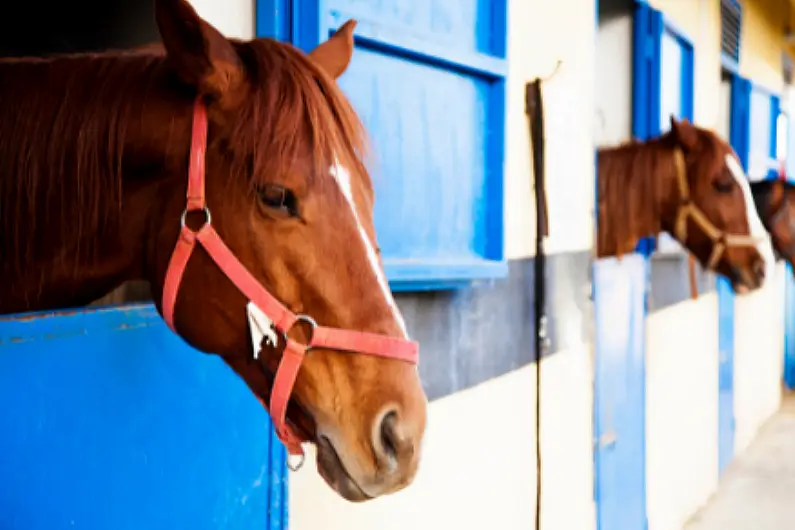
[330,162,409,337]
[725,154,776,275]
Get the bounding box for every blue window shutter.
[632,2,663,256]
[769,94,781,179]
[729,76,752,170]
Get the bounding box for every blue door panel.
[717,73,751,474]
[716,277,735,474]
[785,263,795,390]
[593,254,648,530]
[0,305,287,530]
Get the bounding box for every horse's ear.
[669,115,700,151]
[155,0,244,105]
[308,19,357,79]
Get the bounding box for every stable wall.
[289,0,598,527]
[641,2,724,529]
[733,0,788,454]
[640,1,787,528]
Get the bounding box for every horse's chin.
[315,436,374,503]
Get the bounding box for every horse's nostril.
[381,411,399,455]
[378,409,402,467]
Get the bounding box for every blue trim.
[716,72,752,476]
[385,259,509,292]
[342,33,507,79]
[785,262,795,390]
[256,0,292,41]
[768,94,781,179]
[730,76,752,169]
[716,277,736,475]
[632,1,662,256]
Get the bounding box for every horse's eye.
[713,180,734,193]
[257,185,299,216]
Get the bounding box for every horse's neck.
[0,185,158,315]
[596,144,674,257]
[0,58,192,316]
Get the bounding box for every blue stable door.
[592,4,662,530]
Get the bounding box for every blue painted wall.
[0,306,288,530]
[258,0,509,291]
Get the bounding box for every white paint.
[185,0,254,40]
[725,154,776,277]
[289,351,595,530]
[330,163,408,337]
[646,294,720,530]
[505,0,595,258]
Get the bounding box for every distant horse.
[751,178,795,269]
[0,0,427,502]
[597,117,771,293]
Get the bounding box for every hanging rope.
[525,76,550,530]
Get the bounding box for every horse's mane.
[597,136,674,256]
[0,38,366,277]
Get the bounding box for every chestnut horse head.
[597,117,772,292]
[0,0,427,502]
[751,178,795,269]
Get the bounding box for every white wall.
[187,0,254,39]
[734,263,786,454]
[595,6,633,147]
[504,0,596,258]
[645,294,720,530]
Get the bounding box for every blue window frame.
[632,2,694,255]
[746,84,781,181]
[257,0,509,292]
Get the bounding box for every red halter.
[161,98,419,465]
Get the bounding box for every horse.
[0,0,427,503]
[750,178,795,270]
[597,117,772,293]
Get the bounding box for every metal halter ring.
[180,206,212,232]
[281,314,318,349]
[287,451,306,472]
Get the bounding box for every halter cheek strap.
[672,148,762,271]
[161,98,419,466]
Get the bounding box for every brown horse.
[751,178,795,269]
[0,0,427,503]
[597,117,771,293]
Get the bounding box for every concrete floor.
[683,393,795,530]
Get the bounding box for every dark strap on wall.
[525,78,549,530]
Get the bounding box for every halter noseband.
[161,97,419,469]
[671,148,761,270]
